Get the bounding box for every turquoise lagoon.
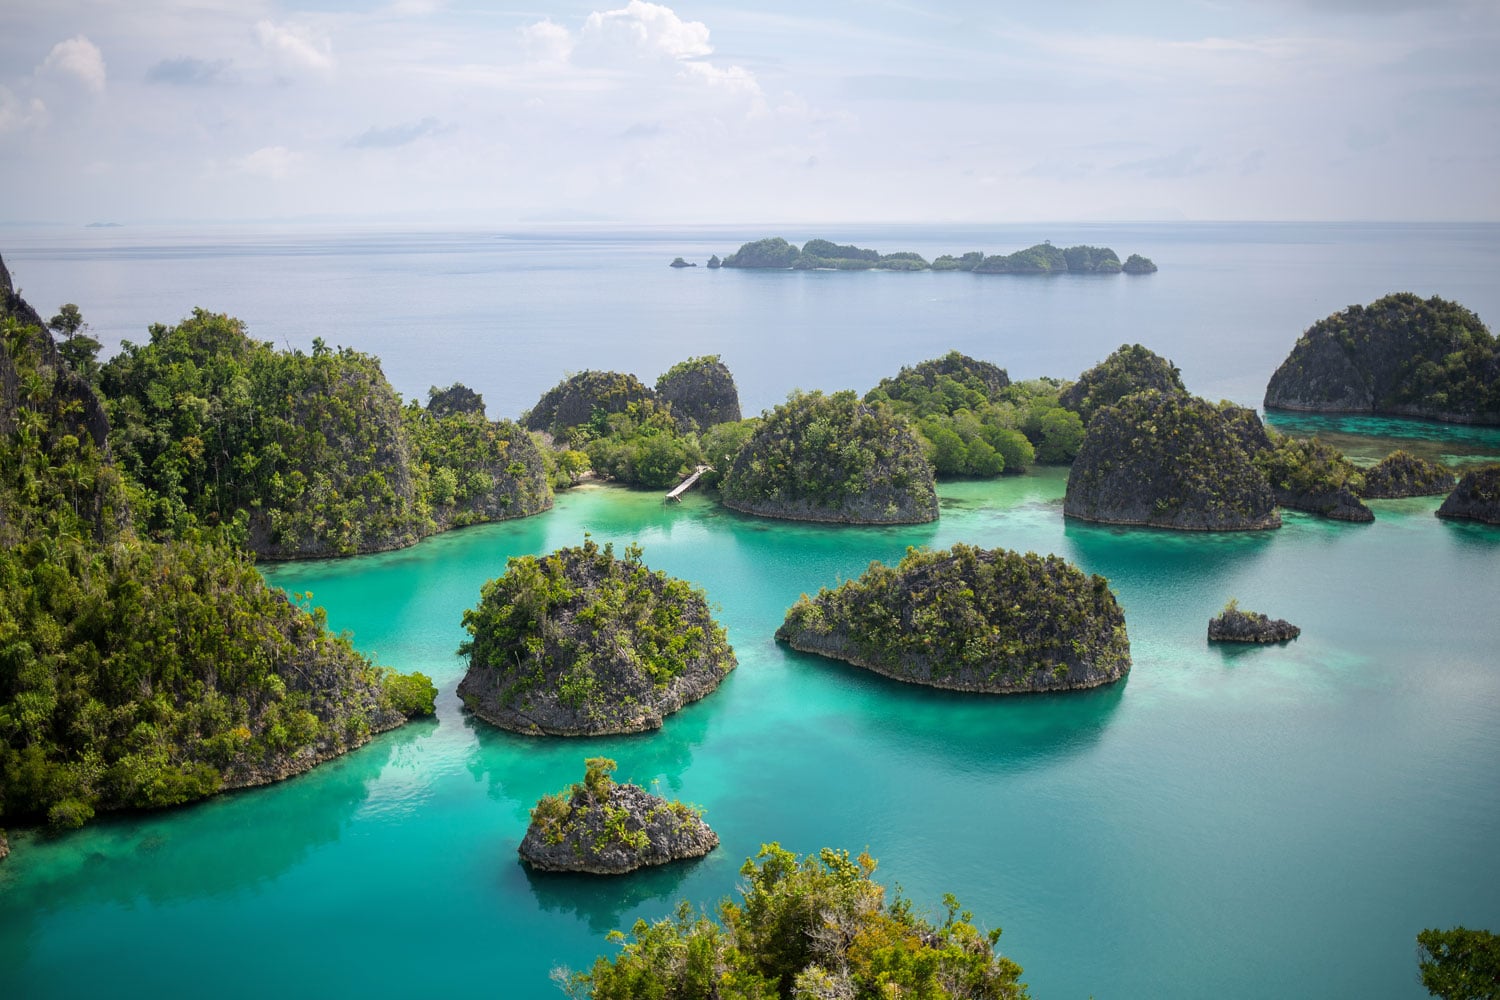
[2,448,1498,998]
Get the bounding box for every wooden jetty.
[666,465,712,502]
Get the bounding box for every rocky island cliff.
[1265,293,1500,425]
[655,354,742,429]
[719,390,938,524]
[1059,343,1187,424]
[1360,450,1455,499]
[519,757,716,874]
[1436,465,1500,524]
[776,544,1130,693]
[457,539,736,735]
[1065,391,1281,530]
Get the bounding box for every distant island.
[704,237,1157,274]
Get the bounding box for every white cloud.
[238,145,301,179]
[577,1,712,62]
[39,35,107,93]
[0,86,48,132]
[255,20,334,74]
[520,20,574,64]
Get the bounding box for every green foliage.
[655,354,742,429]
[402,401,552,527]
[426,382,485,419]
[866,351,1011,417]
[380,670,438,717]
[561,844,1029,999]
[777,544,1130,688]
[523,369,655,441]
[719,390,937,522]
[583,399,703,489]
[1416,927,1500,1000]
[1254,432,1365,498]
[700,418,761,488]
[1122,254,1158,274]
[722,237,802,268]
[1360,449,1456,498]
[1059,344,1187,424]
[931,251,984,271]
[719,238,1150,278]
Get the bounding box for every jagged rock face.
[1065,391,1281,531]
[655,356,742,429]
[720,390,938,525]
[519,782,717,874]
[522,370,654,437]
[427,382,486,419]
[1361,451,1456,499]
[1253,434,1373,523]
[1060,344,1186,424]
[457,541,736,736]
[1436,465,1500,525]
[1275,486,1373,522]
[777,544,1130,693]
[1265,293,1500,425]
[1208,607,1300,643]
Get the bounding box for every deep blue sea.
[0,223,1498,999]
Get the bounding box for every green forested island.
[519,756,717,874]
[777,544,1130,692]
[1059,343,1188,424]
[100,310,552,558]
[1361,450,1455,498]
[0,255,436,836]
[716,237,1156,275]
[560,842,1030,998]
[1265,292,1500,424]
[718,389,938,523]
[1436,465,1500,524]
[456,538,736,735]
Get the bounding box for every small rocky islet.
[1436,465,1500,525]
[519,757,716,875]
[456,538,736,736]
[776,543,1130,693]
[1361,450,1457,499]
[1208,602,1301,643]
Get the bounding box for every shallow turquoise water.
[3,463,1497,999]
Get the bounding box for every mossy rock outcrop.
[1059,344,1187,424]
[403,408,553,529]
[719,390,937,524]
[457,539,736,735]
[776,544,1130,693]
[1208,604,1300,643]
[522,370,655,439]
[1264,293,1500,424]
[655,355,742,429]
[1064,391,1281,530]
[1360,450,1456,499]
[426,382,486,419]
[1436,465,1500,525]
[1254,433,1373,522]
[519,758,716,874]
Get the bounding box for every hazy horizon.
[3,1,1498,227]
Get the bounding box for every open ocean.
[1,222,1498,999]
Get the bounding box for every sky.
[1,0,1497,225]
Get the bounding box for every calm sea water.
[1,224,1498,999]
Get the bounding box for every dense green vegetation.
[719,390,938,523]
[1059,343,1187,424]
[0,275,435,834]
[1122,254,1158,274]
[457,538,735,735]
[862,353,1088,475]
[526,360,745,490]
[1416,927,1500,1000]
[402,391,552,529]
[1065,390,1281,530]
[1265,293,1500,423]
[559,843,1029,999]
[778,544,1130,691]
[98,313,551,558]
[931,251,984,271]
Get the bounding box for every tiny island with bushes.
[519,757,717,875]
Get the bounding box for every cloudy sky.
[1,0,1496,225]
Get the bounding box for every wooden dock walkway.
[665,465,712,502]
